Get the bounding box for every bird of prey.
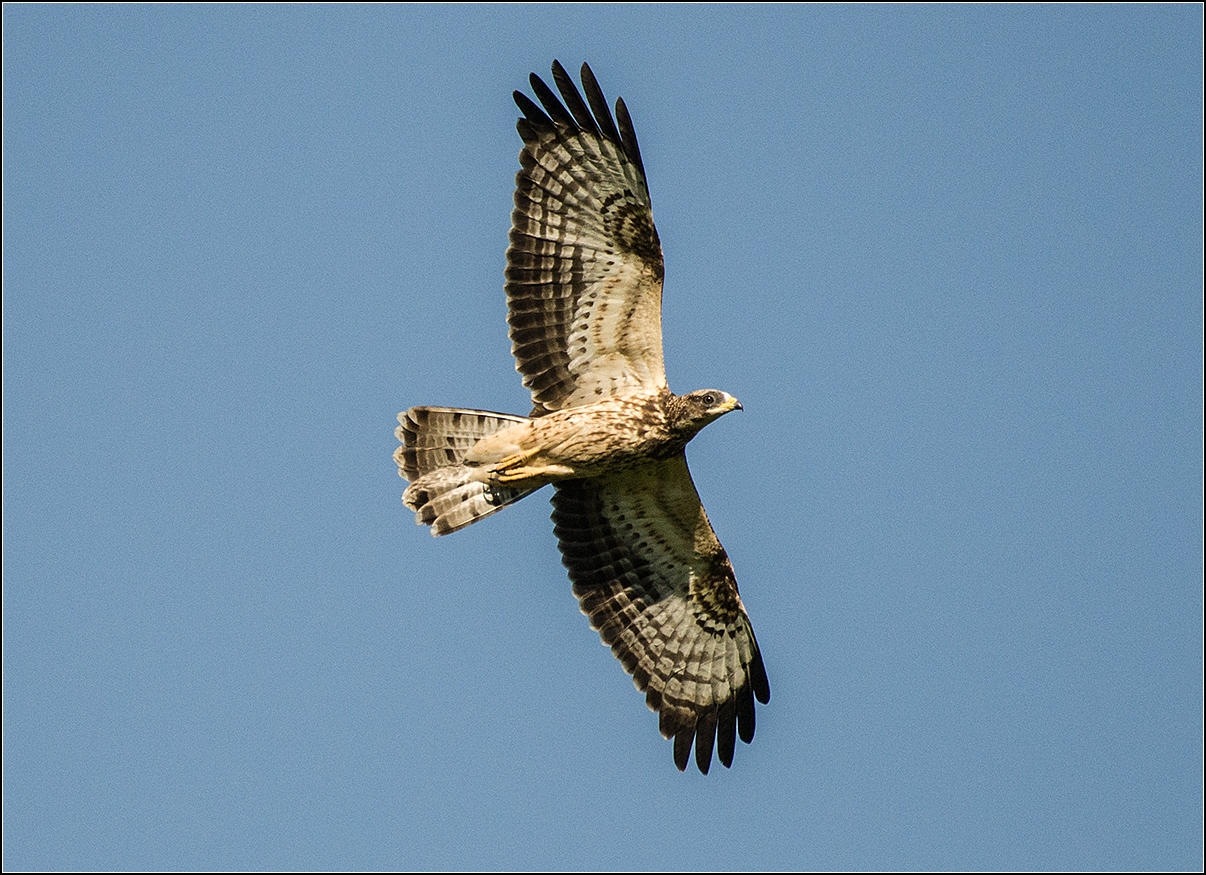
[394,61,769,774]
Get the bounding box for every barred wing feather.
[550,454,770,773]
[507,61,667,416]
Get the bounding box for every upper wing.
[550,454,770,774]
[507,61,667,416]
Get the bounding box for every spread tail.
[394,406,537,536]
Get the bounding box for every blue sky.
[4,5,1202,871]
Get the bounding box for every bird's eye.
[701,392,717,406]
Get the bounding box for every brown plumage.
[394,62,769,773]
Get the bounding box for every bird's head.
[668,389,743,441]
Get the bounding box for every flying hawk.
[394,62,769,774]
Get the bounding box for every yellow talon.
[493,451,539,483]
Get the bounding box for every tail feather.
[395,406,536,536]
[395,406,530,480]
[403,469,533,536]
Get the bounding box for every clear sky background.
[4,5,1202,871]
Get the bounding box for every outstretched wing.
[507,61,667,416]
[550,454,770,774]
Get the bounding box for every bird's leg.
[492,450,544,483]
[492,450,575,483]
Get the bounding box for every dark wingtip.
[694,712,717,775]
[517,62,643,178]
[513,89,548,126]
[614,95,647,180]
[673,730,692,772]
[577,62,623,145]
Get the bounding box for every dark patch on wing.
[549,454,769,774]
[507,62,667,416]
